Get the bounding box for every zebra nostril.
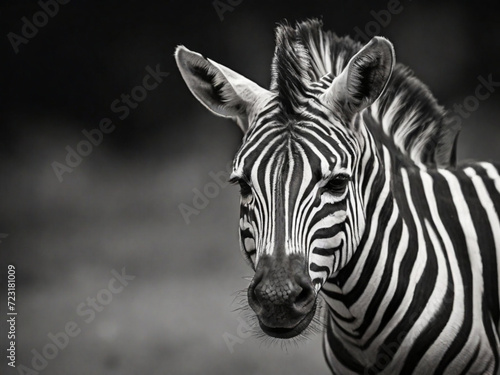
[248,269,265,313]
[295,287,309,305]
[293,275,315,311]
[252,288,262,308]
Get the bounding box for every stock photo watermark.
[353,0,411,43]
[51,64,169,182]
[15,268,135,375]
[178,161,233,224]
[212,0,244,21]
[448,74,500,127]
[222,316,252,353]
[6,261,16,369]
[7,0,72,54]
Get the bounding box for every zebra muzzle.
[247,254,316,338]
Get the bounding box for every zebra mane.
[270,19,460,168]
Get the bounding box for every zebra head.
[175,23,394,339]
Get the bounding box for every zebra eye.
[324,174,350,195]
[238,180,252,198]
[229,177,252,198]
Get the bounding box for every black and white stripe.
[176,18,500,375]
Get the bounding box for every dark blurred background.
[0,1,499,374]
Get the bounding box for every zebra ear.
[175,45,272,132]
[319,37,394,121]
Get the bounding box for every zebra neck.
[320,143,424,340]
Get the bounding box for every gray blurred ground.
[1,1,500,374]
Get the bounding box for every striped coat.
[176,19,500,375]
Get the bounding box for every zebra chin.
[247,254,317,339]
[257,303,317,339]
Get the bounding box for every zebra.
[175,19,500,374]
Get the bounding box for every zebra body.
[175,19,500,374]
[322,131,500,374]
